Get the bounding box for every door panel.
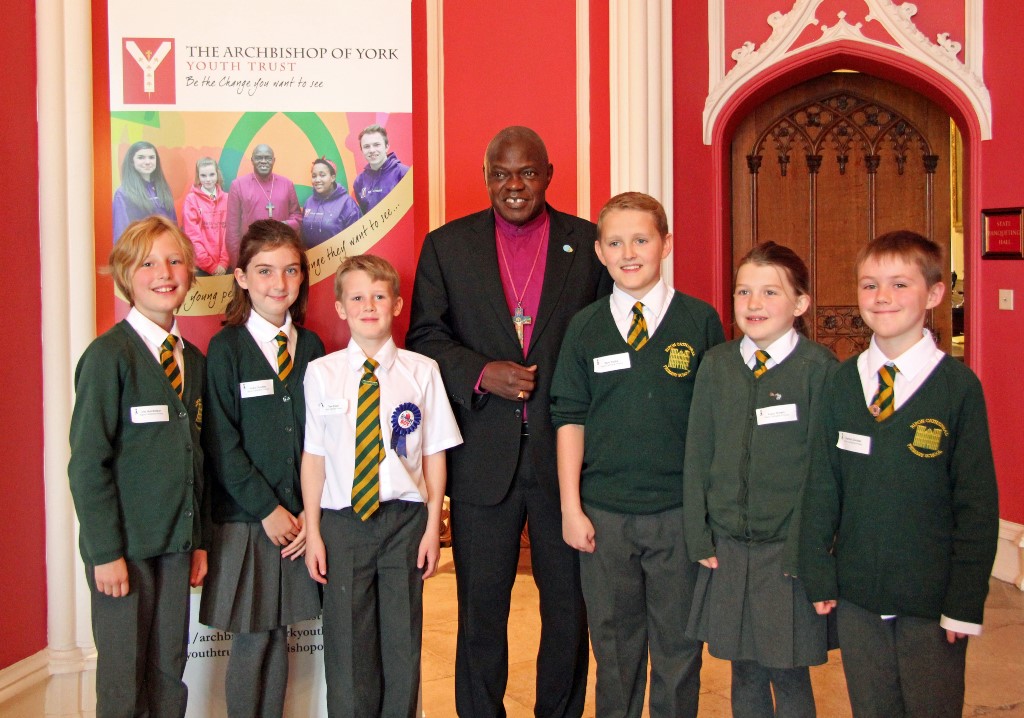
[731,73,952,359]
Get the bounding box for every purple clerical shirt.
[495,210,549,355]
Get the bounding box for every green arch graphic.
[219,111,347,202]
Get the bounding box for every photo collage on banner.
[105,2,412,714]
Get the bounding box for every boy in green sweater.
[551,192,724,717]
[69,216,207,717]
[799,230,999,718]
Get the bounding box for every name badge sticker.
[239,379,275,398]
[131,405,170,423]
[756,403,798,425]
[837,431,871,455]
[594,353,631,373]
[319,399,348,416]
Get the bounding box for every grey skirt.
[199,521,321,634]
[686,534,828,668]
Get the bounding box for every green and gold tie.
[753,350,771,378]
[870,364,898,422]
[353,359,385,520]
[275,331,293,381]
[627,302,649,351]
[160,334,183,400]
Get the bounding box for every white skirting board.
[992,519,1024,590]
[0,649,47,706]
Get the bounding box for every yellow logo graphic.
[664,342,696,378]
[907,418,947,458]
[195,397,203,429]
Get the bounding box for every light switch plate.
[999,289,1014,310]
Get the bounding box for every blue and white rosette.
[390,403,422,458]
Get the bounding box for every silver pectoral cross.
[266,201,275,217]
[512,304,532,348]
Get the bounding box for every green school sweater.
[799,355,999,624]
[551,292,725,514]
[682,336,835,573]
[203,324,325,523]
[69,321,206,565]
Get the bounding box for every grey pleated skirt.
[686,534,828,669]
[199,521,321,634]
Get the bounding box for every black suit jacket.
[407,206,611,505]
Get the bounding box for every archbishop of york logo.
[663,342,696,378]
[907,417,948,458]
[122,37,176,105]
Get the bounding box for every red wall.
[675,0,1023,523]
[0,0,48,669]
[977,0,1024,523]
[442,2,581,224]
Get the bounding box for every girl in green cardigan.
[684,242,834,718]
[199,220,324,717]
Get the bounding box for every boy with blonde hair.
[70,215,207,717]
[301,254,462,717]
[552,192,725,717]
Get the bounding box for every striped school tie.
[870,364,899,421]
[275,331,293,381]
[627,302,649,351]
[752,350,771,378]
[160,334,183,400]
[352,359,385,520]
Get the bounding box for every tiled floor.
[3,549,1023,716]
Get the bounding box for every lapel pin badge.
[563,244,573,253]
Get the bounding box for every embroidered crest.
[907,418,948,458]
[194,397,203,429]
[663,342,696,378]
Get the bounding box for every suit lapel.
[469,211,521,349]
[528,208,578,357]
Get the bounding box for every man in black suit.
[408,126,610,717]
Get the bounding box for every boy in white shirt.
[302,254,462,717]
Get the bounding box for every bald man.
[224,143,302,267]
[408,126,611,717]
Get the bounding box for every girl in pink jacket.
[183,157,229,275]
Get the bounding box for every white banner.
[108,0,411,112]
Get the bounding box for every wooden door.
[731,73,952,359]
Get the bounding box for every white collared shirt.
[126,307,184,383]
[857,329,944,411]
[245,311,295,374]
[609,280,675,342]
[739,328,800,371]
[303,337,463,510]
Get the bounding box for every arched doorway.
[729,72,956,360]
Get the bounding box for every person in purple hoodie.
[353,124,410,214]
[112,141,177,242]
[300,157,362,249]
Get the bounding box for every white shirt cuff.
[939,615,982,636]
